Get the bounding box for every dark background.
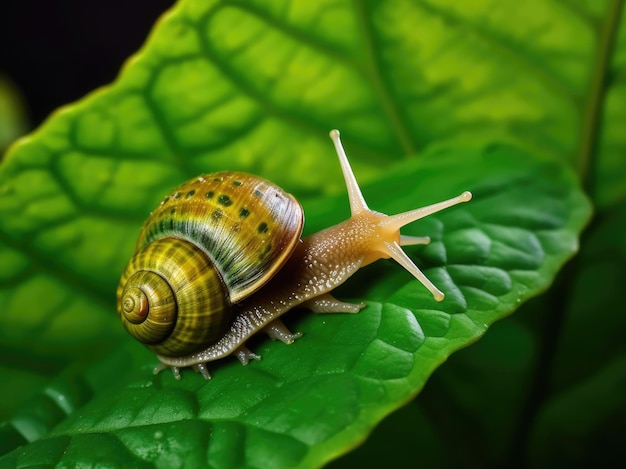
[1,0,174,129]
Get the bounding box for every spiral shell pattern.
[116,171,304,356]
[117,237,231,356]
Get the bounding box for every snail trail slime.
[117,130,472,380]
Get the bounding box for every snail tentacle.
[330,129,472,302]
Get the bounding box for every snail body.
[117,130,472,379]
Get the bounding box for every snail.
[116,130,472,380]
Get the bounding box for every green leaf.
[0,142,589,466]
[327,318,536,468]
[0,0,609,466]
[347,205,626,468]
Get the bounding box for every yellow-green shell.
[116,171,304,356]
[117,238,231,356]
[138,172,304,301]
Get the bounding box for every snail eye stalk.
[329,129,472,301]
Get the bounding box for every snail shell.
[116,172,303,357]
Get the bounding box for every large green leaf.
[327,316,537,467]
[0,0,612,466]
[334,203,626,468]
[1,143,588,467]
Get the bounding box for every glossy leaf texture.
[332,202,626,468]
[0,0,611,466]
[1,143,589,467]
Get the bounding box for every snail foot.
[193,363,212,380]
[234,345,262,365]
[171,366,182,380]
[264,318,303,344]
[303,293,366,314]
[153,362,182,380]
[153,362,168,376]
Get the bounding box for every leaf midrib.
[577,0,624,196]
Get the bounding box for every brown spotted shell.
[116,172,304,357]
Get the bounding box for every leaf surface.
[0,0,603,466]
[1,143,589,466]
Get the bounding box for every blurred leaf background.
[0,0,624,467]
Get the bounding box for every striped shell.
[116,172,304,357]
